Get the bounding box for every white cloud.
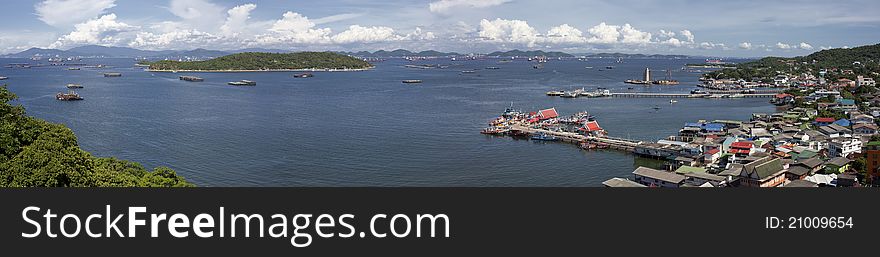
[545,24,586,44]
[219,4,257,37]
[429,0,511,14]
[36,0,117,27]
[403,27,437,41]
[332,25,399,44]
[658,30,676,38]
[312,13,364,25]
[699,42,726,49]
[478,18,540,47]
[258,11,333,45]
[50,13,136,48]
[776,42,792,49]
[586,22,620,44]
[619,24,652,44]
[679,30,695,43]
[799,42,814,50]
[738,42,752,49]
[167,0,226,31]
[129,29,220,50]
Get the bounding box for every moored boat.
[66,83,83,89]
[56,90,83,101]
[402,80,422,84]
[294,73,313,78]
[530,132,558,141]
[228,80,256,86]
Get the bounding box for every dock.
[610,93,775,98]
[509,125,673,154]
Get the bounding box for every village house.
[857,75,876,87]
[824,157,852,174]
[853,123,878,136]
[828,137,862,158]
[602,178,646,187]
[632,167,686,188]
[814,117,835,126]
[850,113,875,124]
[733,157,787,187]
[683,172,728,187]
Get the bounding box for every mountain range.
[2,45,695,59]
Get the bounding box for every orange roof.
[584,121,603,131]
[539,108,559,119]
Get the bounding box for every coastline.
[146,67,374,73]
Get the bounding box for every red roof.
[775,93,792,98]
[730,141,753,149]
[815,117,835,123]
[730,149,751,154]
[706,148,720,155]
[584,121,603,131]
[539,108,559,120]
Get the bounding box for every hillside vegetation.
[0,85,192,187]
[146,52,373,71]
[706,44,880,81]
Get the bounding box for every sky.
[0,0,878,57]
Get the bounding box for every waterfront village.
[483,59,880,188]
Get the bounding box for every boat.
[56,90,83,101]
[402,80,423,84]
[294,73,313,78]
[485,66,500,70]
[228,80,256,86]
[179,76,204,82]
[627,87,634,90]
[585,67,594,69]
[66,83,83,89]
[530,132,558,141]
[480,127,506,135]
[68,67,81,70]
[546,90,565,96]
[533,64,544,69]
[605,66,614,69]
[669,99,678,104]
[103,72,122,77]
[507,130,530,138]
[0,76,7,80]
[461,70,476,74]
[561,88,585,98]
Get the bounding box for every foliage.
[817,109,847,120]
[147,52,373,71]
[706,44,880,81]
[851,157,866,174]
[0,85,193,187]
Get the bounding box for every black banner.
[1,188,876,255]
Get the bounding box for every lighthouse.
[644,68,651,82]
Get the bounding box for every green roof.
[747,158,784,179]
[674,166,707,174]
[867,141,880,147]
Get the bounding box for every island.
[144,52,374,72]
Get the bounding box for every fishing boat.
[485,66,500,70]
[294,73,313,78]
[461,70,476,74]
[480,127,507,135]
[66,83,83,89]
[56,90,83,101]
[670,99,678,104]
[179,76,204,82]
[103,72,122,77]
[507,130,530,138]
[0,76,7,80]
[402,80,422,84]
[530,132,558,141]
[68,67,81,71]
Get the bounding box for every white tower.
[644,68,651,82]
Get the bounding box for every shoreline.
[146,67,374,73]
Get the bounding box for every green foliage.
[147,52,373,71]
[0,85,193,187]
[706,44,880,81]
[817,109,847,120]
[851,157,867,174]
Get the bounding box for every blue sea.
[0,57,778,186]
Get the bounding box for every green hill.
[146,52,373,71]
[0,85,192,187]
[706,44,880,81]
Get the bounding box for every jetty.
[179,76,204,82]
[610,93,774,98]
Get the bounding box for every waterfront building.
[814,117,835,126]
[734,157,787,187]
[632,167,686,187]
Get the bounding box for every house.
[791,157,824,173]
[857,76,876,87]
[785,165,811,181]
[814,117,835,126]
[704,148,721,164]
[833,118,851,127]
[836,173,859,187]
[734,157,787,187]
[853,123,878,135]
[538,108,559,120]
[827,138,861,158]
[866,141,880,185]
[729,141,753,157]
[806,174,837,186]
[819,124,852,138]
[824,157,851,174]
[850,114,874,124]
[632,167,686,187]
[683,172,728,187]
[834,99,857,111]
[602,178,647,187]
[783,180,818,187]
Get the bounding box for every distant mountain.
[347,49,459,57]
[488,50,573,58]
[229,48,293,54]
[1,45,230,58]
[3,48,77,58]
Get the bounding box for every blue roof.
[684,122,702,128]
[834,119,851,126]
[703,123,725,132]
[837,99,856,105]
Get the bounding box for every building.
[729,141,753,157]
[538,108,559,120]
[632,167,686,187]
[850,114,874,124]
[827,138,861,158]
[734,157,787,187]
[853,123,878,135]
[857,76,876,87]
[602,178,647,187]
[824,157,851,174]
[683,172,727,187]
[704,148,721,164]
[814,117,835,126]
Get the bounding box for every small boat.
[481,127,506,135]
[179,76,204,82]
[605,66,614,69]
[485,66,500,70]
[669,99,678,104]
[508,130,530,138]
[56,90,83,101]
[68,67,81,71]
[585,67,594,69]
[546,91,565,96]
[103,72,122,77]
[402,80,422,84]
[66,83,83,89]
[652,106,661,110]
[461,70,476,74]
[627,87,634,90]
[530,132,558,141]
[0,76,7,80]
[294,73,313,78]
[228,80,256,86]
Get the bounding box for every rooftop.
[633,167,686,184]
[602,178,647,187]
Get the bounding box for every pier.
[510,125,649,153]
[610,93,775,98]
